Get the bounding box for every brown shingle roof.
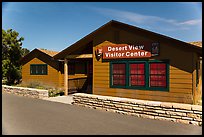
[38,48,59,57]
[20,48,60,69]
[188,41,202,48]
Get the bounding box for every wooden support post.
[64,58,68,96]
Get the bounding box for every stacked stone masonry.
[2,85,48,99]
[72,93,202,126]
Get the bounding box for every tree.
[2,29,30,85]
[21,47,30,56]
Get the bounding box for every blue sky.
[2,2,202,52]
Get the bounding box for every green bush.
[48,89,64,97]
[2,77,7,85]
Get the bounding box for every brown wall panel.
[22,58,60,88]
[92,28,195,104]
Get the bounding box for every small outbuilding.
[21,48,63,88]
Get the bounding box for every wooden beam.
[192,53,196,104]
[64,58,68,96]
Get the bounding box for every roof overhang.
[65,54,92,59]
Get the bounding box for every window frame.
[30,64,48,75]
[110,60,169,91]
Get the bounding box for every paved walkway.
[41,95,73,104]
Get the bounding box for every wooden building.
[21,20,202,104]
[21,48,63,88]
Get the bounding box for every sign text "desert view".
[102,44,152,59]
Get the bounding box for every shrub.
[2,77,7,85]
[48,89,64,97]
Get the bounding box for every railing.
[68,77,88,94]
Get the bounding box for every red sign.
[102,43,153,59]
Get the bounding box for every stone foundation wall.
[2,85,48,99]
[72,93,202,126]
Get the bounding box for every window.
[149,63,167,88]
[110,60,169,91]
[129,63,145,87]
[30,64,47,75]
[112,63,126,86]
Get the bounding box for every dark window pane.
[158,70,166,74]
[42,65,47,74]
[159,64,166,69]
[38,65,42,74]
[150,70,157,74]
[150,81,156,86]
[113,69,118,74]
[113,79,118,85]
[32,65,36,74]
[30,65,34,74]
[138,63,144,69]
[35,66,38,74]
